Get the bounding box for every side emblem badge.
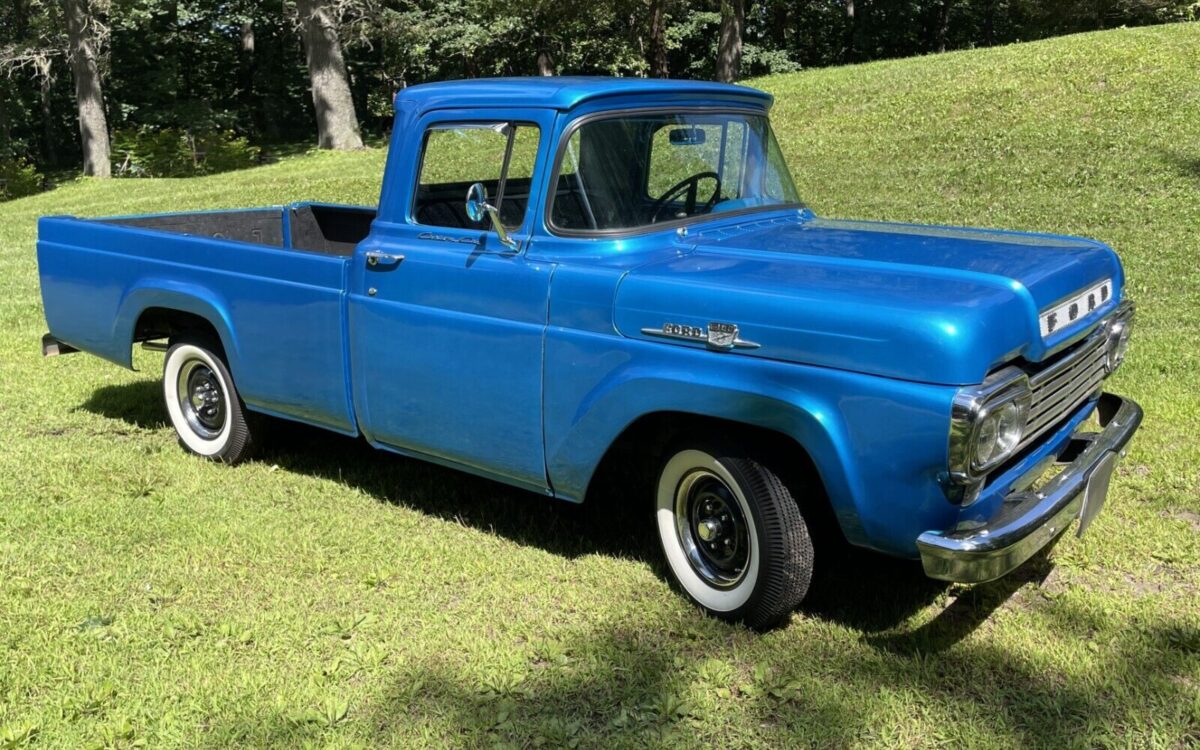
[641,321,761,351]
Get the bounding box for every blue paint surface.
[36,77,1128,557]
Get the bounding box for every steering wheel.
[649,171,721,223]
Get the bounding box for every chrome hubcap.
[177,360,225,439]
[697,517,722,542]
[674,470,750,588]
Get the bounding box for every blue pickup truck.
[37,78,1141,628]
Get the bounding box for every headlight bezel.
[947,369,1033,486]
[1104,311,1133,374]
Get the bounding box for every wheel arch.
[114,282,242,377]
[134,307,226,354]
[571,404,867,548]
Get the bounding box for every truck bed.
[102,203,376,257]
[37,202,375,435]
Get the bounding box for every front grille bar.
[1018,334,1107,450]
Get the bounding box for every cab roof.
[394,77,772,113]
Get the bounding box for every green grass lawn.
[2,23,1199,750]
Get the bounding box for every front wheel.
[162,338,256,464]
[655,446,814,629]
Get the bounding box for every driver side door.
[348,112,555,494]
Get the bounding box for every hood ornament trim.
[641,321,761,351]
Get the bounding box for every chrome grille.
[1019,334,1108,450]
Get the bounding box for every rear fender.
[113,280,242,377]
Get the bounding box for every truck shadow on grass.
[88,379,1031,643]
[80,379,172,431]
[85,380,1199,747]
[194,613,1200,749]
[360,618,1199,749]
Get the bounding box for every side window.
[560,130,581,176]
[550,130,586,228]
[414,122,540,230]
[646,122,747,204]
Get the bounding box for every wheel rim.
[673,469,751,589]
[176,359,226,440]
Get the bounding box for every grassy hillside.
[1,24,1198,749]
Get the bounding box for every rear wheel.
[655,446,813,629]
[162,338,256,464]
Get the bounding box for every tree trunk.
[647,0,669,78]
[64,0,110,177]
[239,20,258,135]
[38,66,58,167]
[242,20,255,53]
[844,0,857,61]
[297,0,363,150]
[536,48,555,76]
[770,0,788,50]
[715,0,744,83]
[936,0,954,53]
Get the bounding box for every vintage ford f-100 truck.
[38,78,1141,628]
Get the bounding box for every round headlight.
[972,400,1025,470]
[948,372,1033,492]
[1107,318,1132,372]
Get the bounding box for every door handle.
[365,251,404,268]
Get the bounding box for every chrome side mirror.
[465,182,517,250]
[464,181,487,223]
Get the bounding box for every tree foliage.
[0,0,1195,181]
[110,126,259,176]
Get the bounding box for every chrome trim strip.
[919,392,1142,583]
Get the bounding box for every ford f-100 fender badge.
[641,321,761,350]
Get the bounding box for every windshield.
[550,111,801,233]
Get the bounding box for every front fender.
[544,332,957,553]
[114,280,242,377]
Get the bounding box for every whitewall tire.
[163,339,255,464]
[655,446,814,629]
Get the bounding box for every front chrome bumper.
[917,393,1143,583]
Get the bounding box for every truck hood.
[614,216,1124,384]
